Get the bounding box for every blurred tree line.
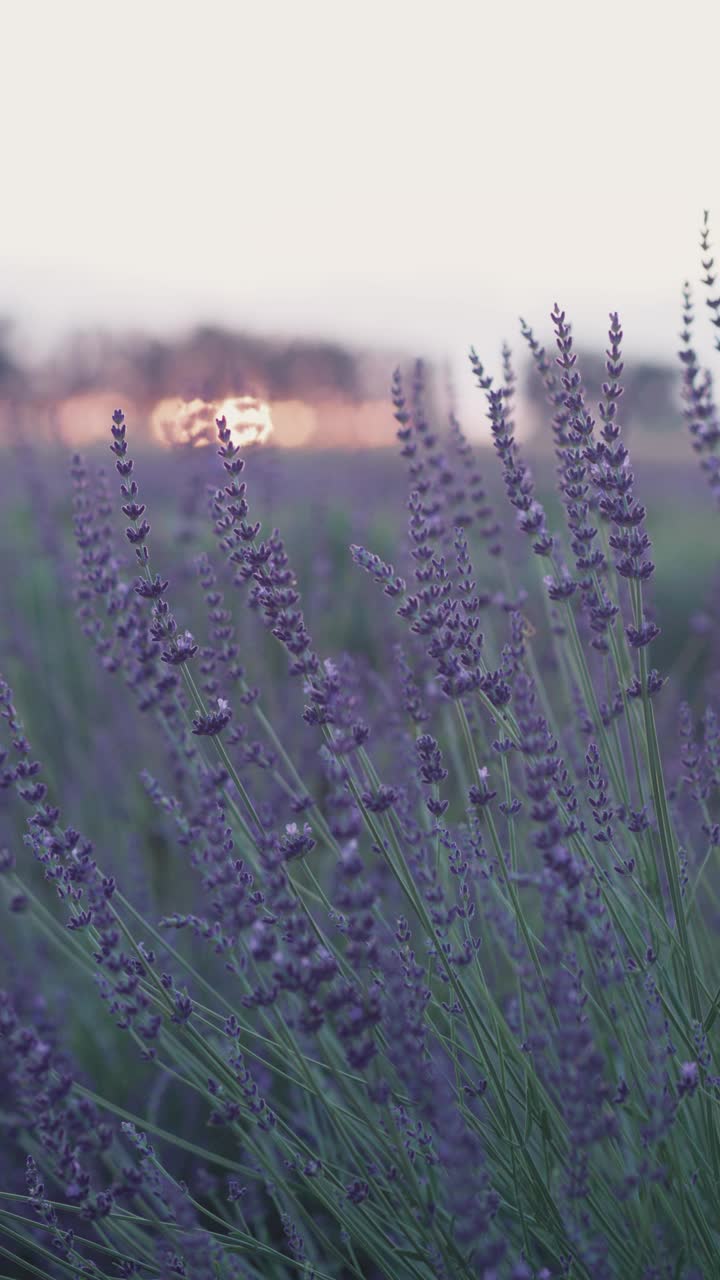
[523,352,679,432]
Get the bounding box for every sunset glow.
[44,391,421,452]
[269,399,318,449]
[149,395,274,449]
[56,392,141,446]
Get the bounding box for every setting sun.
[149,394,274,449]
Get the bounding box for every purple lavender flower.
[191,697,232,737]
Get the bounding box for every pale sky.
[4,0,720,391]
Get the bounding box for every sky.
[4,0,720,403]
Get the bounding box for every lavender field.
[3,274,720,1280]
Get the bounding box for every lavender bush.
[2,224,720,1279]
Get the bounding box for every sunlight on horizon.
[150,396,274,450]
[47,391,429,452]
